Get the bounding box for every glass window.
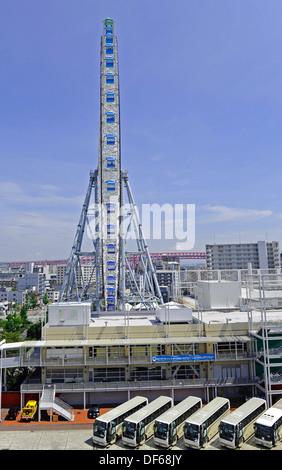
[106,180,116,191]
[105,26,113,34]
[105,73,115,84]
[106,203,116,213]
[106,157,116,168]
[105,57,114,68]
[106,92,115,103]
[105,33,114,44]
[106,134,116,145]
[106,111,115,122]
[106,45,114,54]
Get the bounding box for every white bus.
[92,396,148,446]
[153,396,202,448]
[218,397,266,449]
[254,398,282,448]
[122,396,173,447]
[183,397,230,449]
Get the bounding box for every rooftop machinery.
[59,19,163,311]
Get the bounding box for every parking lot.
[0,426,282,451]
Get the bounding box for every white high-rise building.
[206,241,281,270]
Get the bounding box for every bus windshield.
[123,421,136,439]
[184,423,199,440]
[154,421,168,440]
[93,420,107,438]
[254,423,272,440]
[219,422,235,441]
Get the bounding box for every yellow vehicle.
[21,400,37,421]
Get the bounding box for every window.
[106,111,115,122]
[106,92,115,103]
[105,45,114,54]
[105,33,114,44]
[106,134,116,145]
[105,26,113,34]
[105,57,114,68]
[107,261,116,270]
[106,203,116,213]
[106,180,116,191]
[107,224,116,235]
[105,72,115,83]
[106,157,116,168]
[107,244,116,254]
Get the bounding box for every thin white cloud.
[0,181,83,206]
[200,204,272,222]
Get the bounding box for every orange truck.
[21,400,37,421]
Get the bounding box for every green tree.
[30,292,38,309]
[26,321,41,340]
[6,312,22,333]
[42,293,49,305]
[20,304,29,326]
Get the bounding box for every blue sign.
[151,354,215,363]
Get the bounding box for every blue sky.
[1,0,282,261]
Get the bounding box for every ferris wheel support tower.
[59,19,163,311]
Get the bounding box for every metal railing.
[21,376,259,394]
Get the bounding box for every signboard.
[151,354,215,363]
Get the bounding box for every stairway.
[39,385,74,421]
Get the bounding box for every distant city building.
[44,289,60,303]
[17,272,45,297]
[56,264,95,287]
[0,288,27,305]
[206,241,281,271]
[156,269,181,300]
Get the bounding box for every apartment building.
[56,264,95,287]
[17,272,45,297]
[206,241,281,271]
[0,288,27,305]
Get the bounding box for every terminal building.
[1,272,282,418]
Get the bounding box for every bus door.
[137,420,145,445]
[274,424,279,445]
[170,421,177,446]
[238,424,243,445]
[201,421,207,445]
[107,420,117,444]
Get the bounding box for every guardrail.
[21,376,259,394]
[2,352,256,369]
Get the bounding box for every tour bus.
[153,396,202,448]
[92,396,148,446]
[183,397,230,449]
[122,396,173,447]
[218,397,266,449]
[254,398,282,448]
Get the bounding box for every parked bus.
[153,396,202,448]
[92,396,148,446]
[183,397,230,449]
[254,398,282,448]
[122,396,173,447]
[219,397,266,449]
